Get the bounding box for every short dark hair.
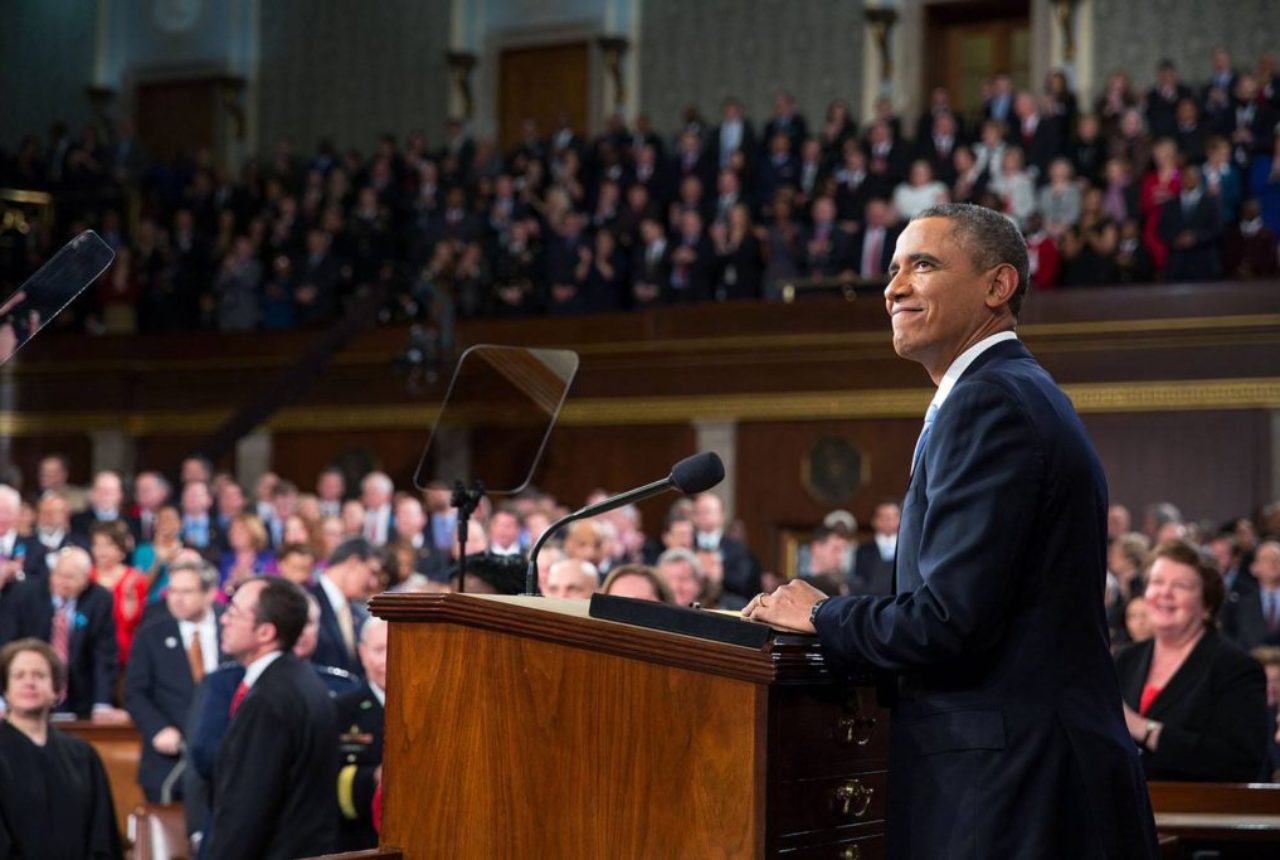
[249,577,310,652]
[1,637,66,696]
[1149,539,1225,627]
[90,518,134,555]
[602,563,674,604]
[912,203,1030,317]
[278,542,315,561]
[330,537,374,566]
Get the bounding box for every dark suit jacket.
[123,612,222,799]
[1221,587,1280,651]
[812,340,1158,858]
[850,541,894,596]
[0,575,118,717]
[850,226,900,279]
[308,582,369,678]
[70,510,141,545]
[206,654,338,859]
[1115,630,1269,782]
[21,532,90,580]
[1158,194,1223,282]
[335,684,385,851]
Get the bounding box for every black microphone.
[524,451,725,594]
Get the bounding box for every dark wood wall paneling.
[6,435,93,490]
[1084,410,1273,525]
[736,419,920,570]
[134,437,234,479]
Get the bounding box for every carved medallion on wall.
[802,436,866,505]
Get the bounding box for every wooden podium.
[369,593,890,859]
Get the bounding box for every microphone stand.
[451,479,485,594]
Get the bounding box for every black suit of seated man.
[0,546,121,720]
[123,560,223,802]
[205,577,338,860]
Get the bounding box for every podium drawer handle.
[833,779,873,818]
[839,847,862,860]
[835,713,877,745]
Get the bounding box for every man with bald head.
[0,546,124,720]
[544,558,598,599]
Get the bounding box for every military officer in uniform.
[336,617,387,850]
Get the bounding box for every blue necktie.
[911,402,940,475]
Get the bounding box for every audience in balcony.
[4,48,1278,337]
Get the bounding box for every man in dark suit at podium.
[746,203,1159,858]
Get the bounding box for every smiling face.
[1144,557,1208,640]
[885,217,1013,382]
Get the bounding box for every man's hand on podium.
[742,578,826,633]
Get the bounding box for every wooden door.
[498,42,590,154]
[134,79,219,165]
[925,0,1030,119]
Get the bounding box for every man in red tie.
[205,577,338,859]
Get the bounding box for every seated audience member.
[710,203,763,301]
[798,196,855,278]
[179,480,223,559]
[642,512,694,564]
[0,546,125,721]
[23,490,86,580]
[360,472,395,546]
[218,512,274,593]
[336,618,389,851]
[1253,646,1280,781]
[1108,533,1152,643]
[601,564,673,603]
[89,519,148,667]
[803,525,851,593]
[1157,166,1222,283]
[1224,541,1280,650]
[453,553,526,595]
[277,541,318,586]
[851,500,899,596]
[1024,213,1061,289]
[1115,540,1269,782]
[486,505,524,557]
[0,485,31,597]
[133,505,185,602]
[1124,596,1154,645]
[1202,136,1243,225]
[1249,134,1280,235]
[892,160,949,221]
[1114,218,1155,283]
[1059,188,1120,287]
[691,492,761,603]
[204,577,339,858]
[544,558,598,599]
[562,519,605,567]
[1036,158,1082,238]
[656,548,703,608]
[0,638,122,858]
[311,538,375,678]
[70,470,138,545]
[1222,198,1279,278]
[989,146,1036,229]
[851,198,897,281]
[124,559,221,802]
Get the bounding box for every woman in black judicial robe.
[0,638,122,859]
